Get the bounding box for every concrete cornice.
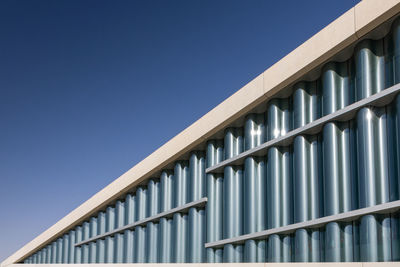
[3,0,400,266]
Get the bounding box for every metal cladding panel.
[81,222,89,263]
[68,230,75,263]
[123,194,135,263]
[105,206,115,263]
[223,127,244,262]
[134,186,147,263]
[321,59,357,262]
[206,140,224,263]
[292,81,323,262]
[74,226,82,263]
[96,212,106,263]
[244,114,266,263]
[56,237,63,263]
[19,14,400,266]
[266,98,293,262]
[188,151,206,263]
[146,178,160,263]
[89,217,97,263]
[158,170,173,263]
[114,200,124,263]
[172,161,189,263]
[62,233,69,263]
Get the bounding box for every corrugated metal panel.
[223,127,244,262]
[21,13,400,266]
[206,140,223,263]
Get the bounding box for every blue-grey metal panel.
[114,200,124,263]
[321,60,357,262]
[355,38,392,262]
[123,194,135,263]
[244,114,266,263]
[81,221,89,263]
[75,226,82,263]
[158,170,173,263]
[96,212,106,263]
[105,206,115,263]
[188,151,206,263]
[56,237,63,263]
[134,186,147,263]
[68,230,75,263]
[89,216,97,263]
[51,240,57,263]
[146,178,160,263]
[62,233,69,263]
[46,245,52,263]
[173,161,189,263]
[223,127,244,262]
[266,98,293,263]
[206,140,224,263]
[21,15,400,265]
[293,81,322,262]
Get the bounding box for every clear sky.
[0,0,359,262]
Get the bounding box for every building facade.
[3,0,400,266]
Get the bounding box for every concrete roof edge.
[3,0,400,265]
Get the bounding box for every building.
[3,0,400,266]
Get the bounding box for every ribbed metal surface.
[23,15,400,265]
[223,127,244,262]
[206,140,223,263]
[266,98,293,262]
[146,178,159,263]
[173,161,189,263]
[158,170,173,263]
[244,114,266,262]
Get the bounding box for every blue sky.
[0,0,359,261]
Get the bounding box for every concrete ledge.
[3,0,400,266]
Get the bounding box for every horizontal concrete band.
[205,200,400,249]
[4,1,400,266]
[6,262,400,267]
[75,197,208,247]
[206,83,400,174]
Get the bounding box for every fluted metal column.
[173,161,189,263]
[39,248,44,263]
[206,140,224,263]
[62,233,69,263]
[293,81,323,262]
[88,217,97,263]
[387,19,400,261]
[123,194,135,263]
[96,212,106,263]
[51,241,56,263]
[114,200,125,262]
[74,226,82,263]
[105,206,115,263]
[355,39,392,262]
[266,98,293,262]
[321,61,357,262]
[146,178,160,263]
[81,222,89,263]
[223,127,244,262]
[134,186,147,263]
[158,170,173,263]
[68,230,75,263]
[188,151,206,263]
[56,237,63,263]
[36,250,41,263]
[243,113,266,262]
[46,245,52,263]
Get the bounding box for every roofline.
[3,0,400,266]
